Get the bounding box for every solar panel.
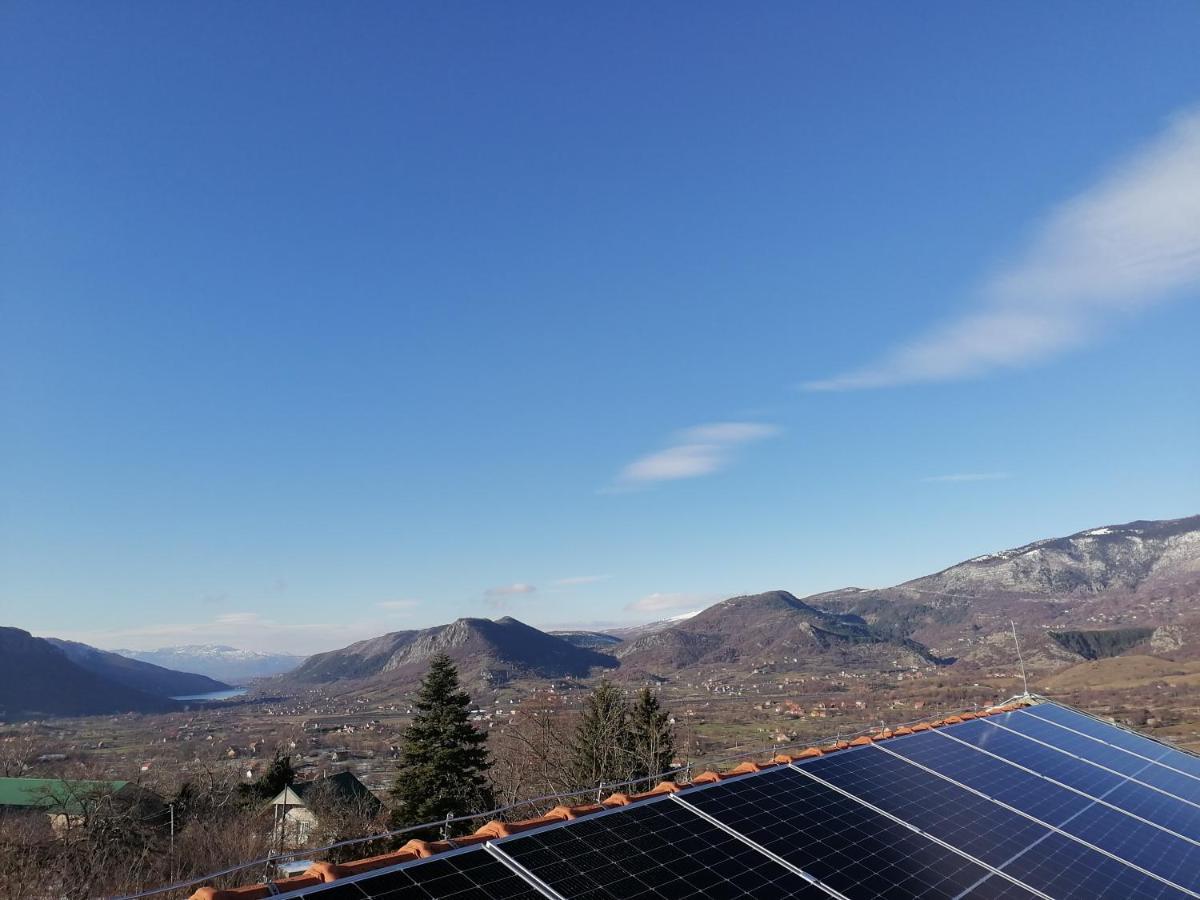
[799,746,1047,869]
[236,702,1200,900]
[677,766,1036,899]
[996,711,1200,803]
[883,731,1200,894]
[493,796,829,899]
[270,846,544,899]
[1020,704,1200,781]
[996,830,1185,900]
[949,718,1200,842]
[796,740,1200,900]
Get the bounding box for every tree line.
[390,653,676,834]
[0,653,676,896]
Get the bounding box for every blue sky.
[2,3,1198,654]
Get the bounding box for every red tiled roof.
[189,701,1029,900]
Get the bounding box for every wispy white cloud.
[552,575,611,587]
[805,106,1200,391]
[920,472,1011,483]
[624,592,707,614]
[214,611,264,626]
[614,422,780,488]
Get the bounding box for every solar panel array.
[268,703,1200,900]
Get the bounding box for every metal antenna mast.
[1010,620,1030,698]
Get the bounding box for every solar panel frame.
[214,703,1200,900]
[489,792,832,900]
[878,735,1197,896]
[263,843,548,900]
[1018,705,1200,782]
[950,718,1200,842]
[795,746,1050,872]
[994,712,1200,803]
[790,741,1200,900]
[675,763,1032,899]
[996,830,1188,900]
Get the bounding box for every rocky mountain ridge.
[615,590,944,676]
[287,615,618,688]
[808,515,1200,670]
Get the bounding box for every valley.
[4,514,1198,808]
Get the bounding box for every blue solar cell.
[885,732,1093,827]
[679,766,1026,899]
[495,796,829,899]
[996,711,1200,802]
[1103,780,1200,843]
[998,831,1187,900]
[950,720,1123,796]
[1022,704,1200,781]
[802,738,1196,898]
[884,732,1200,892]
[958,718,1200,841]
[800,747,1048,869]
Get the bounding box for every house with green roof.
[0,777,166,834]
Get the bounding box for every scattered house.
[0,777,165,836]
[267,771,381,849]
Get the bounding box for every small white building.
[267,771,381,849]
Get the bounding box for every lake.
[171,688,248,701]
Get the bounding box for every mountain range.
[612,590,944,674]
[112,644,304,682]
[809,514,1200,670]
[45,639,229,698]
[287,514,1199,691]
[6,514,1197,715]
[0,628,230,719]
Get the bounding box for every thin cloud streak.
[805,106,1200,391]
[920,472,1011,483]
[614,422,780,488]
[624,591,707,614]
[552,575,611,586]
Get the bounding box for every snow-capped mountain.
[112,644,303,683]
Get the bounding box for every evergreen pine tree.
[390,654,493,833]
[629,687,675,785]
[570,680,632,789]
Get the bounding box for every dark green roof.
[287,771,381,811]
[0,777,130,814]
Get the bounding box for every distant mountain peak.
[617,589,939,672]
[287,614,617,689]
[112,645,303,682]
